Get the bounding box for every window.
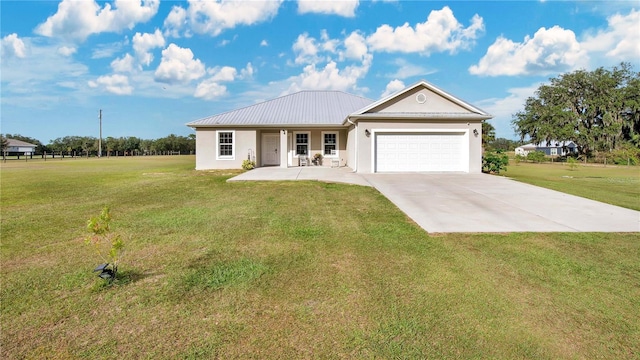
[295,132,309,156]
[323,132,338,157]
[550,148,557,156]
[217,130,234,159]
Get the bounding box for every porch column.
[280,129,288,168]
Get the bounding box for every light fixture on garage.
[365,129,371,137]
[473,129,479,136]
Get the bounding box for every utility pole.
[98,109,102,158]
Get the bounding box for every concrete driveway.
[362,173,640,233]
[229,168,640,233]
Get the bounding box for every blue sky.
[1,0,639,143]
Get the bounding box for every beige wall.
[354,120,483,173]
[372,87,471,114]
[286,128,347,167]
[195,128,257,170]
[194,128,349,169]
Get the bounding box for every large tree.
[512,63,640,156]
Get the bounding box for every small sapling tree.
[566,156,578,170]
[85,206,124,282]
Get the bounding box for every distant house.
[515,140,577,156]
[5,138,37,154]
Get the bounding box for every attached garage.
[374,131,468,172]
[346,81,492,174]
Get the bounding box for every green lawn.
[505,160,640,211]
[1,157,639,359]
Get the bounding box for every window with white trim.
[322,132,338,157]
[216,130,234,160]
[295,132,309,156]
[550,148,557,156]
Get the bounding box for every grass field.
[1,157,639,359]
[505,160,640,211]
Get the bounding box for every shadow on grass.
[90,268,148,291]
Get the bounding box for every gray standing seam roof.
[187,91,374,127]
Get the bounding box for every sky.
[1,0,639,143]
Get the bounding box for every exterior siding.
[371,87,471,114]
[195,128,348,170]
[195,128,257,170]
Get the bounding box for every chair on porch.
[330,150,339,168]
[299,156,309,166]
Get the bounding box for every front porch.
[259,128,347,169]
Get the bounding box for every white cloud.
[260,39,269,47]
[240,62,255,79]
[133,29,165,66]
[293,33,320,64]
[154,43,206,84]
[1,33,27,58]
[194,80,228,100]
[475,83,541,139]
[164,0,282,37]
[88,74,133,95]
[582,9,640,61]
[194,63,256,100]
[381,79,405,98]
[469,26,587,76]
[91,40,128,59]
[57,45,76,56]
[285,55,372,94]
[163,5,188,38]
[285,29,374,95]
[385,58,433,79]
[367,6,484,55]
[342,31,368,61]
[35,0,159,42]
[111,53,136,73]
[297,0,359,17]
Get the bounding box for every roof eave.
[187,123,349,129]
[347,113,493,122]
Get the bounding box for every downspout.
[346,117,357,172]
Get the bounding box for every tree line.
[512,62,639,159]
[1,133,195,157]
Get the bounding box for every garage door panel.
[375,132,465,172]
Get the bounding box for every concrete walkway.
[227,166,371,186]
[229,167,640,233]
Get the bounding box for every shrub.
[605,145,640,165]
[527,151,546,163]
[566,156,578,170]
[514,154,525,165]
[482,150,509,174]
[242,159,256,170]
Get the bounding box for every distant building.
[515,140,578,156]
[4,138,37,154]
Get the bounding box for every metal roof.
[6,138,37,147]
[187,91,374,127]
[518,140,576,148]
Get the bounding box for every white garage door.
[375,132,466,172]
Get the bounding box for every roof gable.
[187,91,373,127]
[348,80,492,121]
[7,138,37,147]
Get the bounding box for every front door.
[262,133,280,166]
